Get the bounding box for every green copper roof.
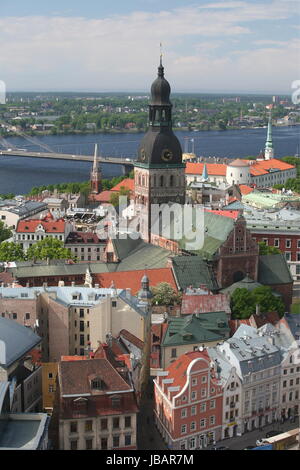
[178,211,235,256]
[162,312,229,347]
[221,276,263,295]
[171,255,219,291]
[258,254,293,285]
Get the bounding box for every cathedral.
[133,57,186,242]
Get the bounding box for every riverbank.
[2,123,299,138]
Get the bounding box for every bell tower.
[134,56,186,241]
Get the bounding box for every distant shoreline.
[2,123,299,138]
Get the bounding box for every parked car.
[265,431,279,438]
[256,438,269,446]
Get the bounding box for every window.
[192,378,197,386]
[200,403,206,413]
[101,419,108,430]
[113,417,120,429]
[286,239,291,248]
[181,425,187,434]
[191,391,197,401]
[48,373,53,379]
[112,301,117,308]
[86,439,93,450]
[70,440,78,450]
[274,239,279,247]
[285,252,291,261]
[190,421,196,432]
[112,396,121,408]
[171,348,177,358]
[70,422,77,434]
[181,409,187,418]
[125,416,131,428]
[191,406,196,416]
[210,400,216,409]
[201,376,207,383]
[210,415,215,425]
[125,434,132,446]
[201,388,207,398]
[85,420,93,432]
[200,418,206,428]
[25,313,30,320]
[13,313,17,319]
[79,309,84,318]
[113,435,120,448]
[101,438,108,450]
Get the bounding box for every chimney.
[71,281,75,287]
[95,283,99,288]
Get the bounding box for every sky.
[0,0,300,93]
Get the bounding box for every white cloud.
[0,1,298,92]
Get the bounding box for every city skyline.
[1,0,299,94]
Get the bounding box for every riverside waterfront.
[0,126,299,194]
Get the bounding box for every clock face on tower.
[161,148,173,162]
[140,148,146,161]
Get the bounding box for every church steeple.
[90,143,102,194]
[264,111,274,160]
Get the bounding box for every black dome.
[137,128,182,165]
[150,63,171,106]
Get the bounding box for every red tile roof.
[94,268,177,295]
[111,178,135,192]
[239,184,254,195]
[119,329,144,350]
[65,232,105,244]
[250,158,295,176]
[205,209,240,220]
[88,190,114,203]
[16,217,65,233]
[185,162,227,176]
[59,358,132,395]
[181,293,231,315]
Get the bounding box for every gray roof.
[9,242,171,278]
[227,324,282,376]
[0,317,41,368]
[258,254,293,285]
[0,413,49,449]
[172,256,218,291]
[7,200,47,216]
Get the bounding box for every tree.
[0,242,26,262]
[27,237,76,261]
[231,286,285,319]
[151,282,182,306]
[109,187,130,207]
[258,241,281,255]
[0,221,12,243]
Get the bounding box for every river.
[0,126,299,194]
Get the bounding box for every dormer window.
[91,377,105,390]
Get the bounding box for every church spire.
[90,143,102,194]
[264,110,274,160]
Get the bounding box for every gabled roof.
[59,358,131,396]
[111,178,135,192]
[258,254,293,285]
[94,267,177,295]
[0,317,41,368]
[172,256,218,291]
[185,162,227,176]
[181,292,231,315]
[162,312,229,347]
[16,217,65,233]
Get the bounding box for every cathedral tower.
[134,57,186,241]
